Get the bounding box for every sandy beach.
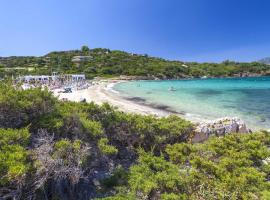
[53,80,211,124]
[53,81,178,117]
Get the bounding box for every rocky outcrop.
[192,117,250,143]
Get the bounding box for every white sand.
[53,81,172,117]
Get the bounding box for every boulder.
[192,117,250,143]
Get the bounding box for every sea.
[113,77,270,130]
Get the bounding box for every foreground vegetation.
[1,46,270,79]
[0,83,269,200]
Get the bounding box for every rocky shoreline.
[110,89,255,143]
[123,95,253,140]
[192,117,251,143]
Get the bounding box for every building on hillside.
[72,56,93,67]
[71,56,92,62]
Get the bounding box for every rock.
[238,122,248,133]
[191,131,209,143]
[192,117,250,143]
[262,157,270,165]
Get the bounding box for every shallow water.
[113,77,270,130]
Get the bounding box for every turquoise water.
[113,77,270,130]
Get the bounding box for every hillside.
[1,46,270,79]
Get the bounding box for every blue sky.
[1,0,270,62]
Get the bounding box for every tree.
[81,45,90,54]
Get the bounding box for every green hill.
[1,46,270,79]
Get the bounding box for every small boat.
[168,86,176,91]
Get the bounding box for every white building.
[22,75,54,82]
[20,73,86,83]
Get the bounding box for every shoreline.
[53,80,206,123]
[52,78,270,131]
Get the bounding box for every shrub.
[0,83,56,128]
[0,128,30,189]
[98,138,118,155]
[107,132,270,199]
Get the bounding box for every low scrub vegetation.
[0,83,269,199]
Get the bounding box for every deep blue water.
[114,77,270,130]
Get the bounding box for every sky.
[1,0,270,62]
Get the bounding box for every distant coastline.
[115,73,270,81]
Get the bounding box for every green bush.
[101,166,128,188]
[107,132,270,199]
[98,138,118,155]
[0,128,30,186]
[0,82,56,128]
